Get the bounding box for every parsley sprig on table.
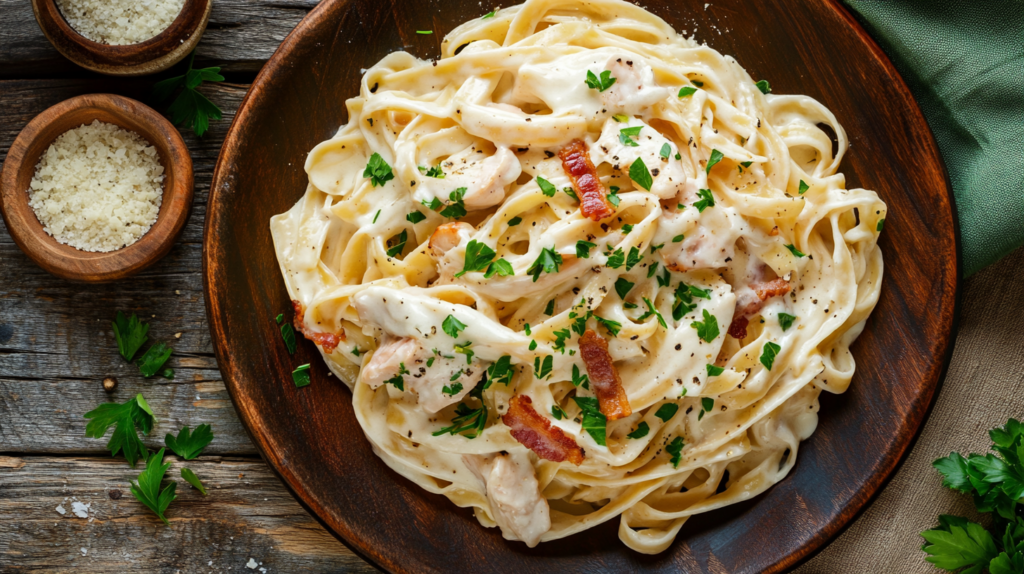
[922,418,1024,573]
[84,393,155,467]
[153,51,224,137]
[112,312,174,379]
[131,448,177,525]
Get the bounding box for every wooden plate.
[205,1,959,572]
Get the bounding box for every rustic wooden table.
[2,1,1021,572]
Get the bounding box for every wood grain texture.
[205,1,958,573]
[0,455,374,573]
[0,0,321,79]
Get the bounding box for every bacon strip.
[292,300,344,353]
[558,140,615,221]
[503,395,585,465]
[578,329,632,420]
[726,278,792,339]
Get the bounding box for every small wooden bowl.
[31,0,212,76]
[0,94,193,283]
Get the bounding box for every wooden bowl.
[205,0,959,572]
[0,94,193,283]
[31,0,212,76]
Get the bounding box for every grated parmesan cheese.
[55,0,186,45]
[28,120,164,253]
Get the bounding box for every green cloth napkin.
[843,1,1024,277]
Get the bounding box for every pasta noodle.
[270,0,885,554]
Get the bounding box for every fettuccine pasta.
[271,0,885,554]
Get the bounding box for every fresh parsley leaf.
[443,382,464,396]
[563,186,579,201]
[657,266,671,288]
[386,229,408,257]
[594,316,621,337]
[707,364,724,377]
[551,405,567,420]
[934,453,973,493]
[655,403,679,422]
[619,126,643,147]
[456,240,497,277]
[630,158,653,191]
[606,248,626,269]
[527,247,563,282]
[571,364,589,388]
[738,161,753,175]
[180,467,208,495]
[760,341,781,370]
[573,396,607,446]
[363,152,395,187]
[84,394,154,467]
[422,197,443,210]
[482,10,496,18]
[130,448,177,525]
[678,86,697,98]
[524,323,532,336]
[778,313,797,331]
[279,318,297,354]
[487,355,514,386]
[688,285,712,299]
[660,143,672,159]
[576,240,597,259]
[666,436,685,467]
[627,421,650,439]
[785,244,807,258]
[416,30,433,34]
[640,297,667,328]
[432,381,490,439]
[755,80,771,94]
[921,521,999,573]
[798,180,809,194]
[372,209,381,224]
[698,397,715,421]
[385,373,405,390]
[692,80,704,87]
[442,315,466,338]
[544,299,556,316]
[672,234,685,243]
[622,247,641,271]
[164,424,213,460]
[113,312,149,362]
[421,164,445,178]
[706,149,724,174]
[614,277,634,301]
[406,211,427,224]
[293,363,311,387]
[153,51,224,137]
[606,189,621,207]
[691,309,719,343]
[613,113,630,123]
[484,258,514,278]
[694,188,715,212]
[534,354,553,379]
[877,218,885,232]
[536,176,557,197]
[621,224,634,234]
[585,69,616,92]
[275,314,283,324]
[648,262,660,279]
[136,342,173,378]
[453,342,475,365]
[508,216,523,226]
[673,282,697,321]
[552,328,572,353]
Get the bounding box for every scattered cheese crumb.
[28,121,164,252]
[54,0,186,45]
[71,501,91,518]
[246,558,258,569]
[81,548,88,556]
[55,504,66,515]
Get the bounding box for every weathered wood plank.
[0,455,375,573]
[0,0,322,78]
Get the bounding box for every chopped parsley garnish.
[606,189,621,207]
[152,51,224,137]
[705,149,724,174]
[606,248,625,268]
[484,258,514,278]
[692,80,704,87]
[454,342,474,364]
[648,262,660,279]
[778,313,797,331]
[442,382,464,396]
[529,340,538,351]
[482,10,496,18]
[181,468,208,496]
[660,143,672,159]
[585,69,616,92]
[534,354,553,379]
[573,397,607,446]
[655,403,679,422]
[755,79,771,94]
[625,246,643,271]
[113,311,149,362]
[563,186,579,201]
[571,364,590,388]
[134,342,173,379]
[164,424,214,460]
[363,153,394,187]
[84,393,155,467]
[552,328,572,353]
[672,234,685,243]
[694,188,715,212]
[544,299,556,316]
[576,240,597,258]
[524,323,532,336]
[352,347,362,357]
[130,448,177,525]
[672,282,698,321]
[798,180,809,194]
[372,209,381,224]
[698,397,714,421]
[657,266,671,288]
[456,240,497,278]
[595,316,622,337]
[785,244,807,258]
[419,164,445,178]
[407,211,427,224]
[691,309,720,343]
[622,224,634,233]
[678,86,697,98]
[422,197,443,210]
[666,436,685,467]
[386,229,408,257]
[627,421,650,439]
[508,216,523,226]
[527,247,563,282]
[877,219,885,232]
[629,158,654,191]
[416,30,433,34]
[439,188,468,219]
[706,364,724,377]
[651,243,664,252]
[612,113,630,123]
[442,315,466,338]
[293,363,312,388]
[384,374,404,390]
[619,126,643,147]
[760,341,781,370]
[487,355,514,385]
[688,285,712,299]
[432,379,491,439]
[638,297,667,328]
[551,405,567,420]
[614,277,634,300]
[537,176,557,197]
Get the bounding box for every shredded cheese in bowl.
[55,0,186,45]
[28,120,164,253]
